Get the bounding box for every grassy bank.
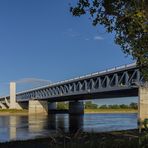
[0,109,28,115]
[0,129,141,148]
[0,108,137,115]
[84,108,138,114]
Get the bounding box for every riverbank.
[0,129,141,148]
[0,109,28,116]
[84,108,138,114]
[0,109,137,115]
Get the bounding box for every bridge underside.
[30,88,138,103]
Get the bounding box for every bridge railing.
[0,62,137,100]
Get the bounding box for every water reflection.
[48,114,56,130]
[9,116,17,140]
[28,115,48,133]
[69,115,84,133]
[0,113,137,142]
[56,114,68,132]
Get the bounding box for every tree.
[70,0,148,80]
[57,102,68,109]
[108,104,120,109]
[119,104,129,109]
[129,102,138,109]
[99,104,108,109]
[85,101,98,109]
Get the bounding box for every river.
[0,113,137,142]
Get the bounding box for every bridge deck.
[0,63,142,102]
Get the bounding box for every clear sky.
[0,0,136,103]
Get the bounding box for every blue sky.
[0,0,137,103]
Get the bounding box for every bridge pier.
[69,101,84,115]
[29,100,48,115]
[48,102,57,110]
[138,86,148,121]
[48,102,57,113]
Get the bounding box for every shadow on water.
[0,113,137,142]
[69,115,84,133]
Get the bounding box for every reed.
[1,129,148,148]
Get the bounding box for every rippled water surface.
[0,113,137,142]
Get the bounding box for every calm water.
[0,113,137,142]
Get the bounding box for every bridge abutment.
[138,86,148,121]
[29,100,48,115]
[69,101,84,115]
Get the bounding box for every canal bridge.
[0,63,147,121]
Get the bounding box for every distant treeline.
[57,101,138,110]
[85,101,138,109]
[98,103,138,109]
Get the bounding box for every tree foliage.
[99,102,138,109]
[57,102,68,109]
[70,0,148,81]
[85,101,98,109]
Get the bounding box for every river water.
[0,113,137,142]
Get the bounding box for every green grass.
[84,108,138,113]
[0,108,137,114]
[0,109,28,113]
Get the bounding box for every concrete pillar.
[69,115,83,133]
[48,102,57,110]
[48,102,57,114]
[9,82,27,110]
[69,101,84,115]
[138,86,148,121]
[29,100,48,115]
[10,82,16,109]
[48,114,56,129]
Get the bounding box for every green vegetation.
[99,102,138,109]
[57,101,138,113]
[0,109,28,114]
[0,102,137,114]
[0,129,140,148]
[85,101,98,109]
[57,102,68,110]
[70,0,148,80]
[1,129,148,148]
[84,101,138,109]
[85,108,137,114]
